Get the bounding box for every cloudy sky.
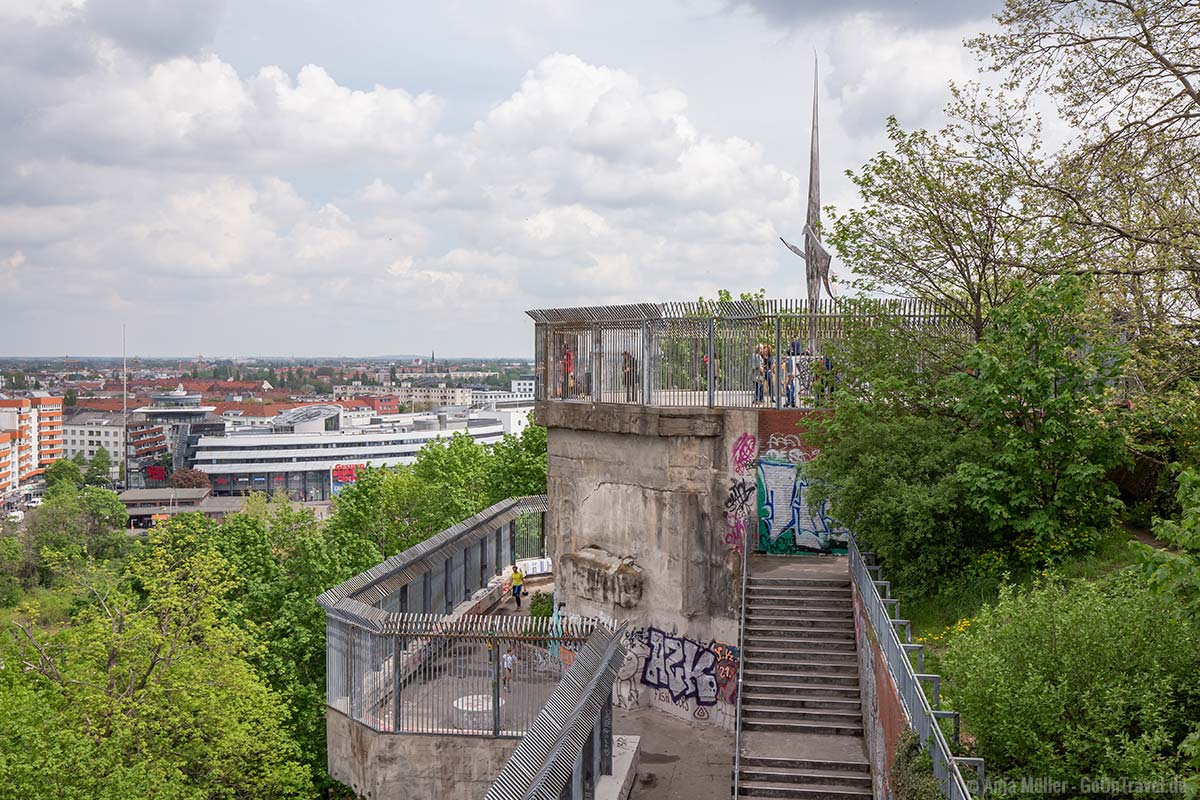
[0,0,1004,358]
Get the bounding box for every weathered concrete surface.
[615,707,734,799]
[327,709,518,799]
[558,545,644,609]
[598,734,641,800]
[537,401,754,642]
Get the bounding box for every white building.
[511,376,536,396]
[190,408,505,501]
[61,409,126,479]
[333,383,474,406]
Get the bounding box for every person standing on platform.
[510,563,525,609]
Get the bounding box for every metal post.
[592,324,601,403]
[706,317,715,407]
[640,322,652,406]
[492,634,502,736]
[572,745,584,800]
[774,316,783,410]
[589,716,600,799]
[393,635,402,732]
[600,699,613,775]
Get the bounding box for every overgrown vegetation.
[891,731,943,800]
[0,420,547,799]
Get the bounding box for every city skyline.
[1,0,1004,357]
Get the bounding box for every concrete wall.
[852,582,907,800]
[327,709,518,800]
[537,401,755,641]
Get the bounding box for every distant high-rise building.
[0,396,64,500]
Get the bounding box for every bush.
[528,590,553,618]
[941,573,1200,789]
[892,730,943,800]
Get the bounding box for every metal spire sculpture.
[780,54,834,352]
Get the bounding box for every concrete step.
[740,681,861,699]
[748,578,850,589]
[742,706,863,726]
[746,613,854,624]
[746,584,852,596]
[740,718,864,737]
[746,601,853,613]
[741,669,859,687]
[744,656,858,672]
[741,693,861,712]
[743,636,857,651]
[740,756,871,775]
[744,621,855,635]
[747,592,852,604]
[742,647,857,663]
[738,768,872,789]
[737,778,872,799]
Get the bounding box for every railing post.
[492,632,502,736]
[640,322,652,407]
[592,324,601,404]
[706,317,716,407]
[600,697,613,775]
[774,316,783,410]
[393,635,402,732]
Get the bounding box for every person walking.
[510,563,525,609]
[761,344,775,404]
[502,647,515,692]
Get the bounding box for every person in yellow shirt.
[510,563,525,609]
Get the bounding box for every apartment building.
[61,409,127,480]
[333,383,474,406]
[0,396,64,499]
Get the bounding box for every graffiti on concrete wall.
[613,626,739,729]
[756,458,848,555]
[723,432,758,553]
[641,627,719,706]
[762,432,807,463]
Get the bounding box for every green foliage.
[951,278,1129,565]
[1140,468,1200,618]
[19,484,128,587]
[809,279,1129,593]
[941,574,1200,789]
[891,731,943,800]
[0,516,312,800]
[528,590,554,619]
[84,446,112,486]
[44,458,83,491]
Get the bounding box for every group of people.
[754,343,820,407]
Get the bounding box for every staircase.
[735,561,873,799]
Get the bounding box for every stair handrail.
[847,535,977,800]
[731,541,750,798]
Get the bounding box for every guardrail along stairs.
[735,560,872,799]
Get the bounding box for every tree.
[828,116,1053,344]
[43,458,83,492]
[485,418,548,503]
[167,468,211,490]
[71,451,87,467]
[84,447,112,486]
[2,515,312,799]
[1141,467,1200,617]
[965,0,1200,387]
[808,278,1129,589]
[63,389,77,407]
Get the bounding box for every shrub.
[941,573,1200,788]
[891,730,943,800]
[528,590,554,619]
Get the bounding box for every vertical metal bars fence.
[484,624,627,800]
[529,299,968,408]
[847,536,978,799]
[326,613,597,737]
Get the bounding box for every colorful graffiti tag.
[755,458,848,555]
[723,432,758,553]
[641,627,719,706]
[613,626,739,728]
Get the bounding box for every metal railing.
[485,623,627,799]
[847,536,981,799]
[528,299,966,409]
[318,495,556,735]
[326,612,595,736]
[731,541,751,797]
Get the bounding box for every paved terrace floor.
[615,708,735,799]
